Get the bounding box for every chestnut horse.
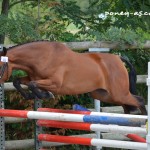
[0,41,147,115]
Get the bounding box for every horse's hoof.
[46,91,55,99]
[33,91,55,99]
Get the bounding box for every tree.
[0,0,40,44]
[50,0,150,41]
[0,0,9,43]
[0,0,149,44]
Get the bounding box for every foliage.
[38,14,79,41]
[112,48,150,74]
[0,13,39,43]
[51,0,150,38]
[9,13,40,43]
[46,0,150,45]
[90,27,147,49]
[101,28,141,44]
[0,15,9,35]
[1,0,150,44]
[10,70,27,81]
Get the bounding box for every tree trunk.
[0,0,9,44]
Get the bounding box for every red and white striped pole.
[38,134,147,150]
[37,120,146,134]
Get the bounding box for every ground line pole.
[147,62,150,150]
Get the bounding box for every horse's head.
[0,47,9,83]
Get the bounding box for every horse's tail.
[120,57,138,113]
[120,56,137,95]
[120,57,147,114]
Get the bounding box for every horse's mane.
[7,40,50,50]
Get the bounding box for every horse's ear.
[2,47,7,56]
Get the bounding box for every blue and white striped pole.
[0,109,146,126]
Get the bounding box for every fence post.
[88,48,110,150]
[146,62,150,150]
[0,44,5,150]
[34,98,42,150]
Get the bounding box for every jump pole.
[0,109,146,126]
[38,107,147,120]
[147,62,150,149]
[127,134,146,143]
[38,134,147,150]
[38,107,146,126]
[37,120,146,134]
[37,108,146,134]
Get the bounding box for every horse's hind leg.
[122,105,137,114]
[133,95,147,115]
[90,89,147,115]
[115,93,147,115]
[90,90,136,114]
[90,89,112,105]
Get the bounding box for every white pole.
[90,111,147,119]
[90,124,146,134]
[91,139,147,150]
[146,62,150,150]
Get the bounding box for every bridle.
[0,62,8,79]
[0,46,8,79]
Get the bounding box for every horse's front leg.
[28,80,55,99]
[13,76,35,100]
